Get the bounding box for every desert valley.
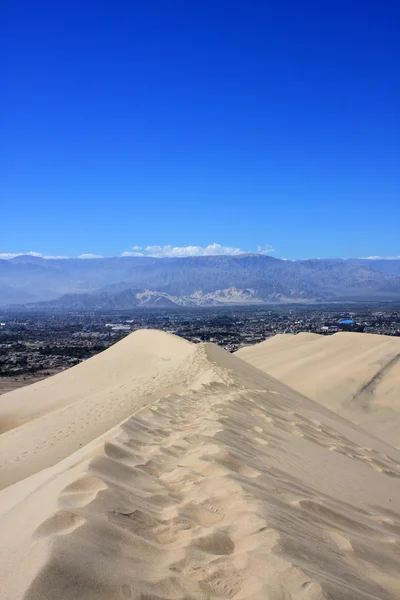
[4,0,400,597]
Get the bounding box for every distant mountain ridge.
[1,254,400,308]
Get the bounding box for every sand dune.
[0,330,400,599]
[0,330,195,434]
[237,332,400,447]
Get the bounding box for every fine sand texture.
[0,330,399,599]
[237,332,400,448]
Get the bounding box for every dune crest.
[0,330,399,599]
[0,329,195,434]
[0,332,233,490]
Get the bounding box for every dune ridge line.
[0,330,399,599]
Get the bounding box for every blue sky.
[2,1,399,260]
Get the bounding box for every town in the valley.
[1,304,400,394]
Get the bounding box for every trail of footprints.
[26,388,259,600]
[247,393,400,479]
[25,385,400,600]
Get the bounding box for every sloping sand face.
[0,331,223,489]
[0,329,195,434]
[0,331,399,599]
[237,332,400,447]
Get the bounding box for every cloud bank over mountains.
[1,243,275,260]
[121,243,275,258]
[2,253,400,306]
[363,256,400,260]
[2,246,399,261]
[0,251,70,260]
[0,252,104,260]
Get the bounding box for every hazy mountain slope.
[0,283,37,304]
[2,254,400,306]
[237,332,400,447]
[0,258,79,302]
[346,258,400,277]
[0,330,399,599]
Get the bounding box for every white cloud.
[1,243,277,260]
[363,255,400,260]
[0,253,22,259]
[136,243,275,258]
[143,243,247,258]
[256,245,275,255]
[77,254,104,259]
[123,242,265,258]
[0,251,104,260]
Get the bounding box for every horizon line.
[1,253,400,262]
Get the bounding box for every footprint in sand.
[183,502,225,526]
[194,530,235,555]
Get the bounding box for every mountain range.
[1,254,400,308]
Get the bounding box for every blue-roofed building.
[338,319,355,325]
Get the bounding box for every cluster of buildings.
[1,306,399,391]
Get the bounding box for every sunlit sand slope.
[237,332,400,447]
[0,330,222,489]
[0,329,195,434]
[0,332,399,600]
